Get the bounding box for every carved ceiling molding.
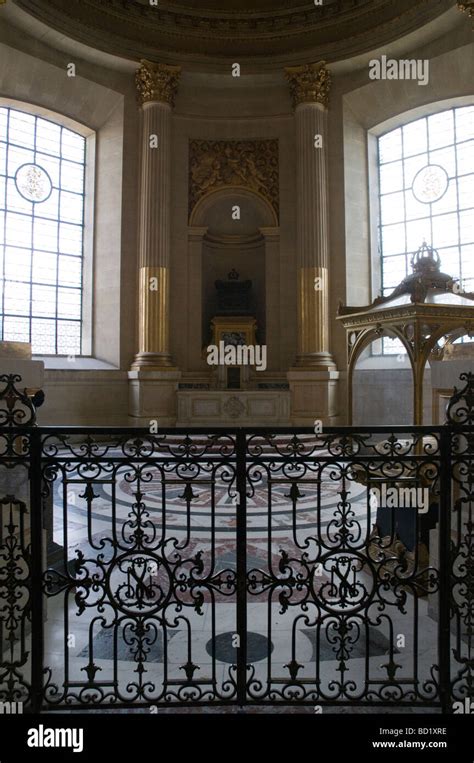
[13,0,455,68]
[188,139,279,221]
[15,0,382,33]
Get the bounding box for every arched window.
[0,106,87,355]
[377,104,474,353]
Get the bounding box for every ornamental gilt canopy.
[337,242,474,424]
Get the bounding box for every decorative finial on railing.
[0,374,44,427]
[445,372,474,426]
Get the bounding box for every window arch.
[0,105,87,355]
[378,106,474,292]
[376,104,474,354]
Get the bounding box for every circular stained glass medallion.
[412,164,448,204]
[15,163,53,203]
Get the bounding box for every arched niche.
[190,186,278,230]
[187,187,280,372]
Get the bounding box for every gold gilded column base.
[294,352,337,371]
[297,266,335,367]
[131,353,176,371]
[132,266,173,370]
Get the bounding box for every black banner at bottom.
[0,711,472,761]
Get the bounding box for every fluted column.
[285,61,335,370]
[187,227,208,370]
[260,227,281,371]
[132,60,181,370]
[285,62,339,424]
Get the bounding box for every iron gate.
[0,373,473,711]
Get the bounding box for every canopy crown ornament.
[390,241,466,304]
[412,240,441,272]
[135,60,182,107]
[338,240,474,317]
[284,61,331,109]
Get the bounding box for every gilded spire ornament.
[135,60,182,107]
[285,61,331,109]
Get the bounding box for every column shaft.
[286,61,335,370]
[132,61,180,371]
[296,104,330,361]
[136,102,171,365]
[285,61,339,424]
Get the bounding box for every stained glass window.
[377,105,474,354]
[0,106,86,355]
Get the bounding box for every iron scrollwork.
[0,374,44,428]
[0,374,44,709]
[245,430,441,705]
[0,373,473,711]
[41,432,237,706]
[447,372,474,705]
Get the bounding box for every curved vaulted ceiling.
[13,0,456,69]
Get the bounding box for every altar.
[177,269,290,425]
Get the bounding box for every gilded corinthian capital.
[135,60,182,107]
[285,62,331,109]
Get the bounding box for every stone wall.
[353,368,432,426]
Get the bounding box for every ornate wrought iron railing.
[0,372,473,711]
